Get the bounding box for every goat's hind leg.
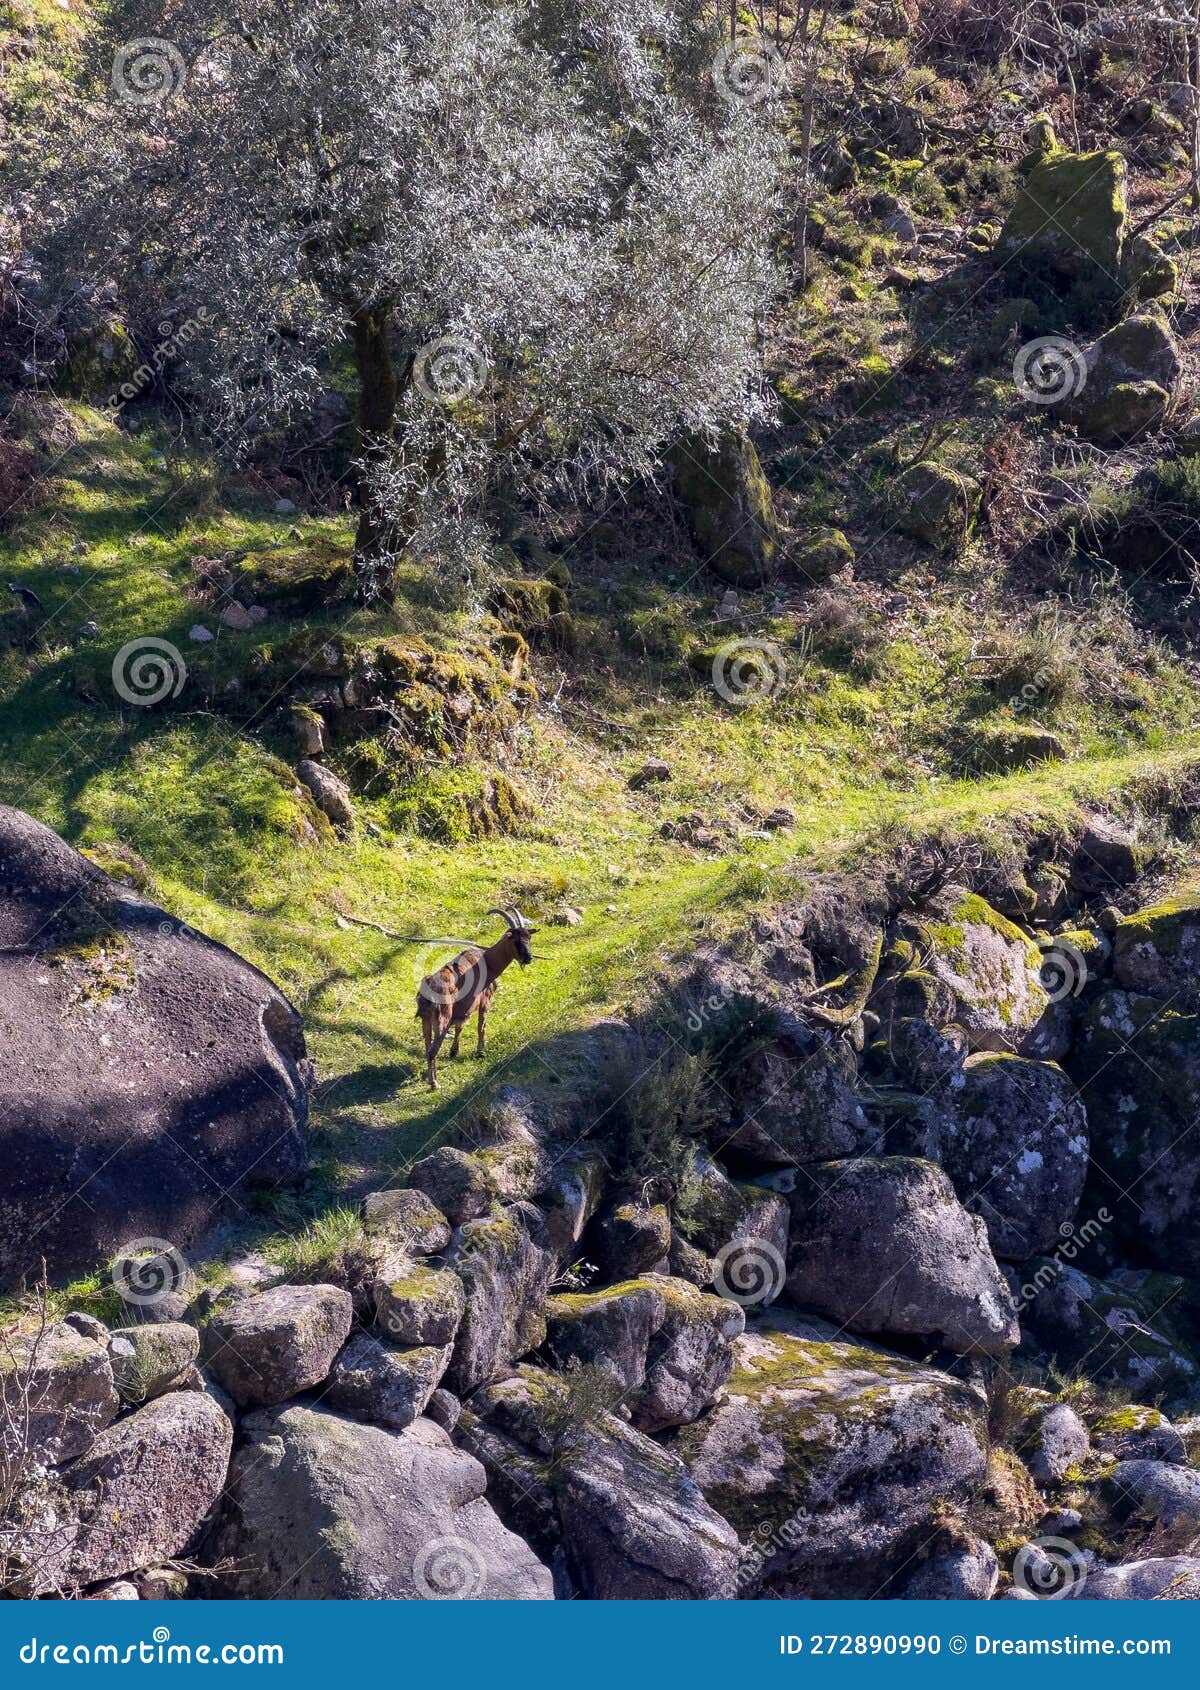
[475,1001,488,1058]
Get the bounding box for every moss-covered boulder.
[543,1275,744,1432]
[673,1311,989,1597]
[1123,235,1179,302]
[888,884,1069,1059]
[486,577,575,651]
[1113,888,1200,1008]
[1017,1257,1199,1396]
[459,1364,741,1598]
[0,1322,118,1467]
[891,461,981,552]
[709,1019,871,1166]
[444,1204,556,1395]
[107,1321,199,1404]
[671,431,779,585]
[678,1148,789,1284]
[786,1156,1019,1354]
[1070,992,1200,1276]
[785,526,855,583]
[936,1053,1089,1261]
[997,149,1127,286]
[60,319,141,400]
[1061,314,1182,444]
[371,1260,465,1349]
[227,540,354,612]
[324,1331,450,1431]
[1090,1403,1186,1464]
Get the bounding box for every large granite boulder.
[886,886,1068,1059]
[202,1284,353,1408]
[997,148,1127,286]
[786,1157,1019,1355]
[214,1402,552,1599]
[0,805,310,1286]
[0,1321,118,1466]
[28,1392,233,1593]
[935,1054,1089,1260]
[459,1366,740,1599]
[674,1312,989,1597]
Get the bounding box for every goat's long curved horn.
[486,906,519,928]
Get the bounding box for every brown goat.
[416,906,538,1089]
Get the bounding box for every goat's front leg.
[449,1023,462,1059]
[475,1001,488,1058]
[426,1025,450,1090]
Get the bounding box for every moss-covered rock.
[891,461,981,552]
[60,320,141,401]
[228,540,354,612]
[997,149,1127,287]
[1123,235,1179,302]
[1069,992,1200,1276]
[958,722,1068,776]
[889,884,1068,1059]
[486,577,575,652]
[671,431,779,585]
[673,1310,989,1596]
[1113,888,1200,1007]
[785,525,855,583]
[1061,314,1182,444]
[371,1261,465,1349]
[1017,1255,1199,1395]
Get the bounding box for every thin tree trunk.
[350,306,401,601]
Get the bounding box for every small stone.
[219,601,256,631]
[296,758,353,829]
[425,1386,461,1434]
[629,757,672,790]
[77,620,100,641]
[273,498,297,515]
[188,624,214,643]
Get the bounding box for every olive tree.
[40,0,783,600]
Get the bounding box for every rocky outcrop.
[1112,888,1200,1007]
[1017,1261,1198,1395]
[786,1157,1019,1354]
[675,1312,989,1597]
[0,805,310,1287]
[215,1403,553,1599]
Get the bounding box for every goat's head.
[488,904,538,966]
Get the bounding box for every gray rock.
[892,1535,998,1600]
[670,431,778,586]
[425,1387,461,1434]
[710,1023,872,1165]
[35,1392,233,1592]
[682,1149,789,1280]
[372,1261,465,1348]
[1069,816,1143,896]
[444,1204,555,1395]
[1108,1460,1200,1537]
[936,1054,1089,1261]
[188,624,214,642]
[360,1188,451,1255]
[538,1153,606,1266]
[325,1332,449,1431]
[461,1366,739,1599]
[675,1312,989,1597]
[219,601,256,631]
[1090,1405,1186,1463]
[0,806,310,1288]
[786,1157,1019,1355]
[86,1580,139,1599]
[295,759,353,829]
[1014,1394,1090,1485]
[107,1322,199,1403]
[1113,891,1200,1009]
[215,1402,552,1599]
[1061,315,1182,444]
[1017,1260,1197,1395]
[1068,1556,1200,1600]
[406,1147,492,1225]
[203,1283,353,1408]
[591,1202,670,1280]
[0,1322,118,1467]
